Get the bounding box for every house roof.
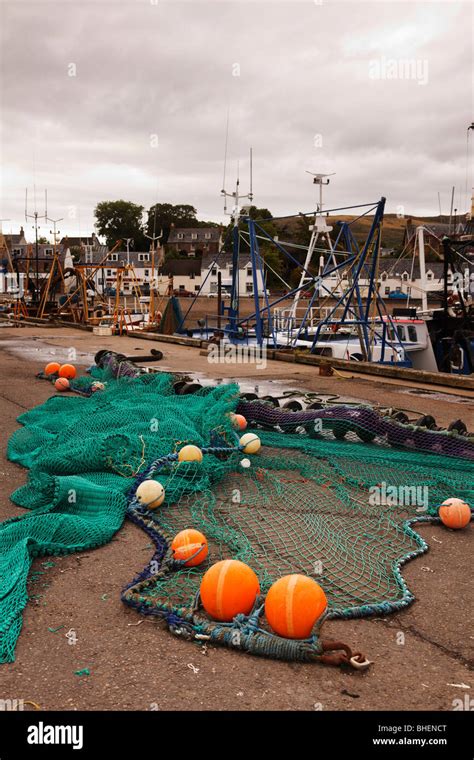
[168,227,220,243]
[77,250,152,266]
[376,257,472,279]
[161,260,201,276]
[2,227,28,247]
[201,252,251,269]
[60,235,98,247]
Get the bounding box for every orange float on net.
[54,377,70,392]
[45,362,60,375]
[231,413,247,431]
[439,498,471,529]
[58,364,76,379]
[171,529,208,567]
[264,574,327,639]
[200,559,260,622]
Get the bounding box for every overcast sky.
[0,0,472,241]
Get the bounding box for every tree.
[146,203,198,244]
[94,200,146,249]
[38,236,49,244]
[69,246,83,262]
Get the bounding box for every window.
[381,273,387,281]
[191,233,198,240]
[177,233,184,240]
[402,272,409,281]
[396,325,406,341]
[408,326,417,342]
[194,285,200,291]
[106,269,112,277]
[138,253,150,262]
[228,267,233,276]
[45,248,53,255]
[190,272,195,279]
[247,268,253,278]
[205,233,211,239]
[85,252,92,263]
[246,283,253,293]
[426,271,433,280]
[385,286,390,295]
[211,267,217,276]
[13,248,21,255]
[109,253,118,262]
[179,284,185,291]
[144,269,149,277]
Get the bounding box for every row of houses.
[78,249,472,301]
[1,226,473,301]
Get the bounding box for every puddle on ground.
[185,372,364,405]
[0,336,366,405]
[0,339,95,366]
[400,387,473,404]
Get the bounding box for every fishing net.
[2,370,472,665]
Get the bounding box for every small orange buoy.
[55,377,70,392]
[231,413,247,431]
[45,362,60,375]
[265,574,327,639]
[58,363,76,379]
[439,498,471,529]
[172,529,208,567]
[200,559,260,621]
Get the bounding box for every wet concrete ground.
[0,325,472,711]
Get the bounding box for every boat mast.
[416,226,428,313]
[288,172,335,332]
[221,148,253,334]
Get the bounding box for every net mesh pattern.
[2,371,472,664]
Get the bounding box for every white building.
[318,258,473,302]
[200,253,266,296]
[156,259,202,295]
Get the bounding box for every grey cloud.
[0,0,472,238]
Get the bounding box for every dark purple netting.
[236,401,474,461]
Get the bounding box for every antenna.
[465,122,474,213]
[220,119,253,223]
[305,171,335,213]
[47,209,64,254]
[449,185,455,234]
[249,147,253,202]
[25,185,48,304]
[437,192,442,217]
[222,110,229,193]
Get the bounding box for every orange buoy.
[231,413,247,431]
[45,362,60,375]
[171,529,208,567]
[58,363,76,379]
[55,377,70,392]
[439,498,471,529]
[265,574,327,639]
[200,559,260,621]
